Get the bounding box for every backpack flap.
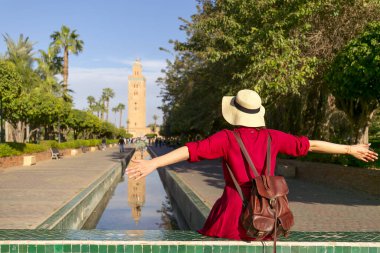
[254,175,289,199]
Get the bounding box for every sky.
[0,0,198,126]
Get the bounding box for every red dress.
[185,127,310,240]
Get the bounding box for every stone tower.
[127,177,146,224]
[127,59,147,137]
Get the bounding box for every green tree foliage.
[160,0,380,140]
[0,61,23,126]
[66,109,101,140]
[26,87,71,129]
[36,47,63,95]
[327,21,380,143]
[116,103,125,128]
[50,25,84,91]
[3,34,39,92]
[101,88,115,122]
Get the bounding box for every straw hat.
[222,89,265,127]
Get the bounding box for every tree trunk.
[355,125,369,144]
[119,110,123,128]
[63,47,69,90]
[15,121,26,143]
[106,101,109,122]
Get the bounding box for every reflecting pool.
[82,152,178,230]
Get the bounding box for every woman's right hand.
[126,159,158,180]
[348,144,378,162]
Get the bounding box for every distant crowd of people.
[116,136,184,153]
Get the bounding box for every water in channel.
[82,151,178,230]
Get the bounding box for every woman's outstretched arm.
[126,146,190,180]
[309,140,378,162]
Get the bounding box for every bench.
[50,147,63,159]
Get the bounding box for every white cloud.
[69,60,165,127]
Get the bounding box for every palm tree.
[101,88,115,122]
[3,33,37,142]
[116,103,125,128]
[3,33,38,91]
[93,101,105,119]
[153,114,158,132]
[112,106,118,126]
[87,96,96,111]
[50,25,84,91]
[36,47,63,94]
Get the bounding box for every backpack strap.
[226,163,247,207]
[266,134,272,175]
[233,132,260,177]
[233,131,272,176]
[226,131,272,206]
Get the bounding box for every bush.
[0,142,48,157]
[0,139,112,157]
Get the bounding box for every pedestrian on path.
[101,137,107,151]
[126,89,378,241]
[118,137,125,153]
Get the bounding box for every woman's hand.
[348,144,378,162]
[126,159,157,180]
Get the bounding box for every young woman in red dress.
[126,89,378,240]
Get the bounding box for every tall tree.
[3,33,38,91]
[50,25,84,91]
[152,114,158,132]
[36,47,63,94]
[101,88,115,122]
[116,103,125,128]
[0,61,23,141]
[327,21,380,144]
[93,100,105,119]
[159,0,380,139]
[111,106,118,126]
[87,96,96,111]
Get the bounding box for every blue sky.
[0,0,198,126]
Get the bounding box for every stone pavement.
[150,146,380,232]
[0,147,126,229]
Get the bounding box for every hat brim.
[222,96,265,127]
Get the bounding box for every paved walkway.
[0,147,127,229]
[150,146,380,232]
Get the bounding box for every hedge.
[0,139,118,157]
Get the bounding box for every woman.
[126,89,378,240]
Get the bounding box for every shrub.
[0,143,47,157]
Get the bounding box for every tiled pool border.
[0,230,379,253]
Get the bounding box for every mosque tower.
[127,59,147,137]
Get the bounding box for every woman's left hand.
[126,159,157,180]
[349,144,378,162]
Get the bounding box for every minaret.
[127,59,146,137]
[127,178,146,224]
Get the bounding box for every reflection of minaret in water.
[127,157,146,224]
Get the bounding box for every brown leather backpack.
[227,132,294,251]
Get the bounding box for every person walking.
[126,89,378,240]
[101,137,107,151]
[118,137,125,153]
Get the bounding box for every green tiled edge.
[0,230,379,242]
[1,244,380,253]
